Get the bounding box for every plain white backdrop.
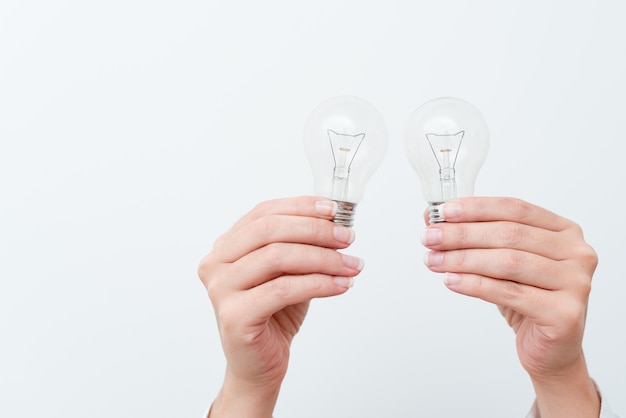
[1,1,624,417]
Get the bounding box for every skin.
[198,196,362,418]
[199,196,600,418]
[422,197,599,417]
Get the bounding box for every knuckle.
[294,196,314,214]
[308,274,324,292]
[578,244,599,272]
[211,236,224,252]
[499,280,524,304]
[568,220,584,236]
[463,274,484,295]
[205,278,219,301]
[198,253,231,303]
[454,224,471,245]
[203,266,225,301]
[506,198,531,221]
[261,242,287,269]
[557,300,586,328]
[212,231,228,250]
[562,234,598,273]
[251,200,271,215]
[315,247,344,273]
[501,250,525,274]
[197,259,209,283]
[302,218,324,242]
[210,229,239,261]
[309,244,329,262]
[568,268,593,297]
[198,253,217,284]
[253,216,275,242]
[267,277,292,298]
[560,220,598,273]
[215,302,238,334]
[500,223,525,246]
[448,249,468,268]
[312,218,330,242]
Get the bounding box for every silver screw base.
[428,201,446,224]
[333,200,357,228]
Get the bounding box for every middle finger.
[221,242,364,291]
[423,248,575,290]
[421,221,569,260]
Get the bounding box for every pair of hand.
[198,196,599,417]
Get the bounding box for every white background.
[1,1,625,417]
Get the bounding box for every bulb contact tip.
[333,200,357,228]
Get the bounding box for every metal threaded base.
[333,200,357,228]
[428,201,446,224]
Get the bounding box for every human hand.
[198,196,363,417]
[420,197,600,417]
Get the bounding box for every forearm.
[530,357,600,418]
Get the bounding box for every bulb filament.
[426,131,464,202]
[327,129,365,202]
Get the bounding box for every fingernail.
[423,251,444,267]
[442,202,461,219]
[333,276,354,288]
[333,226,355,244]
[342,254,364,270]
[315,200,337,216]
[444,273,462,286]
[420,228,442,246]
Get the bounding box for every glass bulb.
[303,95,388,227]
[405,97,489,224]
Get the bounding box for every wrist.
[209,370,282,418]
[530,356,600,418]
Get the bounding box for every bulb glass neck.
[332,200,357,228]
[439,170,457,202]
[331,167,350,201]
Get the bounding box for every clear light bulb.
[303,95,388,227]
[405,97,490,224]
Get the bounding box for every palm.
[499,306,551,374]
[500,300,587,379]
[237,301,310,384]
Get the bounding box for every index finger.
[230,196,338,233]
[437,197,573,232]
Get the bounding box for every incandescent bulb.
[304,96,388,227]
[405,97,489,224]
